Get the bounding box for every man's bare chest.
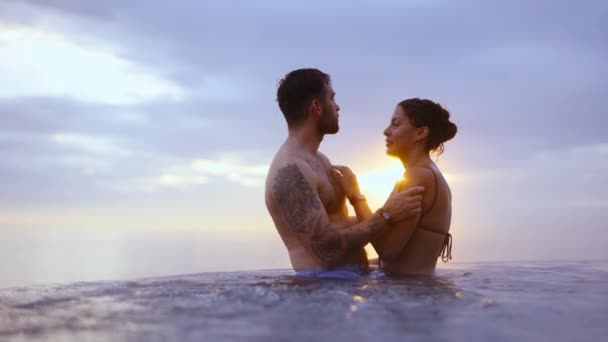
[307,158,344,212]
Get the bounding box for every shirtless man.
[265,68,424,274]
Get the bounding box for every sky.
[0,0,607,288]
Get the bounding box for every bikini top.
[418,225,452,262]
[411,167,453,263]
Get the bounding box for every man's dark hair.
[276,68,331,127]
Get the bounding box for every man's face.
[318,83,340,134]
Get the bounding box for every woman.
[332,98,457,276]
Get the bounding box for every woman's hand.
[331,165,362,200]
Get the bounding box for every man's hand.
[381,185,424,222]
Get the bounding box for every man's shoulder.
[267,154,315,183]
[266,159,319,207]
[272,160,315,179]
[317,151,332,165]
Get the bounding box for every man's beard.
[318,102,339,134]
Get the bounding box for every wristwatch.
[377,208,391,223]
[348,193,367,205]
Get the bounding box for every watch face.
[381,211,391,221]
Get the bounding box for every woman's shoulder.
[403,166,436,187]
[403,167,438,210]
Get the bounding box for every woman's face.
[384,106,419,158]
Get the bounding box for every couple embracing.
[265,68,457,279]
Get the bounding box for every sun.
[355,160,404,211]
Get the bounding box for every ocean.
[1,260,606,341]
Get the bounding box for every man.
[265,68,424,277]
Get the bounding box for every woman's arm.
[330,166,374,221]
[371,212,420,260]
[331,165,429,261]
[371,168,434,261]
[350,194,374,221]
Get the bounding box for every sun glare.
[356,160,404,210]
[355,160,463,206]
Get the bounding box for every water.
[1,261,607,342]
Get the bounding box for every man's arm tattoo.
[273,164,384,263]
[309,213,342,262]
[309,216,385,263]
[272,164,321,233]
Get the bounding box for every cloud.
[0,0,605,265]
[0,24,183,104]
[51,133,131,156]
[3,0,605,151]
[192,158,268,188]
[0,97,270,206]
[110,157,269,193]
[2,0,605,169]
[452,142,608,214]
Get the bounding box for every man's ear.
[310,99,322,119]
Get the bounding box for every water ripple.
[0,261,607,341]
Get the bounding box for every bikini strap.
[440,233,453,262]
[422,166,439,216]
[411,166,453,262]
